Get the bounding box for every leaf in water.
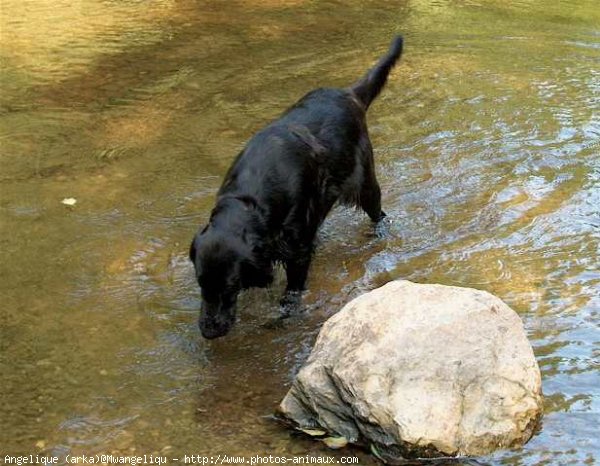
[323,436,348,449]
[370,444,384,461]
[298,427,327,437]
[61,198,77,206]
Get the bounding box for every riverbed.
[1,0,598,464]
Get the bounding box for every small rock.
[61,198,77,206]
[298,428,326,437]
[323,436,348,449]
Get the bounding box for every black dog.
[190,36,403,339]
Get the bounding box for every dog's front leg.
[285,257,311,291]
[279,257,311,312]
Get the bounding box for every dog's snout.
[199,299,236,339]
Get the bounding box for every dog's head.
[189,228,273,339]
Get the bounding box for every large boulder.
[279,280,543,460]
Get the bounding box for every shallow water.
[1,0,598,464]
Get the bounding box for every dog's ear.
[189,225,209,264]
[189,238,197,264]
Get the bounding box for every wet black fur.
[190,36,404,339]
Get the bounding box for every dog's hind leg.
[360,170,391,238]
[358,141,386,222]
[360,178,386,222]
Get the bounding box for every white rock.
[280,280,543,459]
[61,197,77,206]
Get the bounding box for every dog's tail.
[350,35,403,109]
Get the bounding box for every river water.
[1,0,598,464]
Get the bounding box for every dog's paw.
[262,297,306,331]
[279,290,305,318]
[373,215,392,239]
[280,290,302,307]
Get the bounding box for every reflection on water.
[1,0,599,464]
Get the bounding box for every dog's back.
[219,88,365,220]
[219,35,404,224]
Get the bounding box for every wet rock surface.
[280,280,543,459]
